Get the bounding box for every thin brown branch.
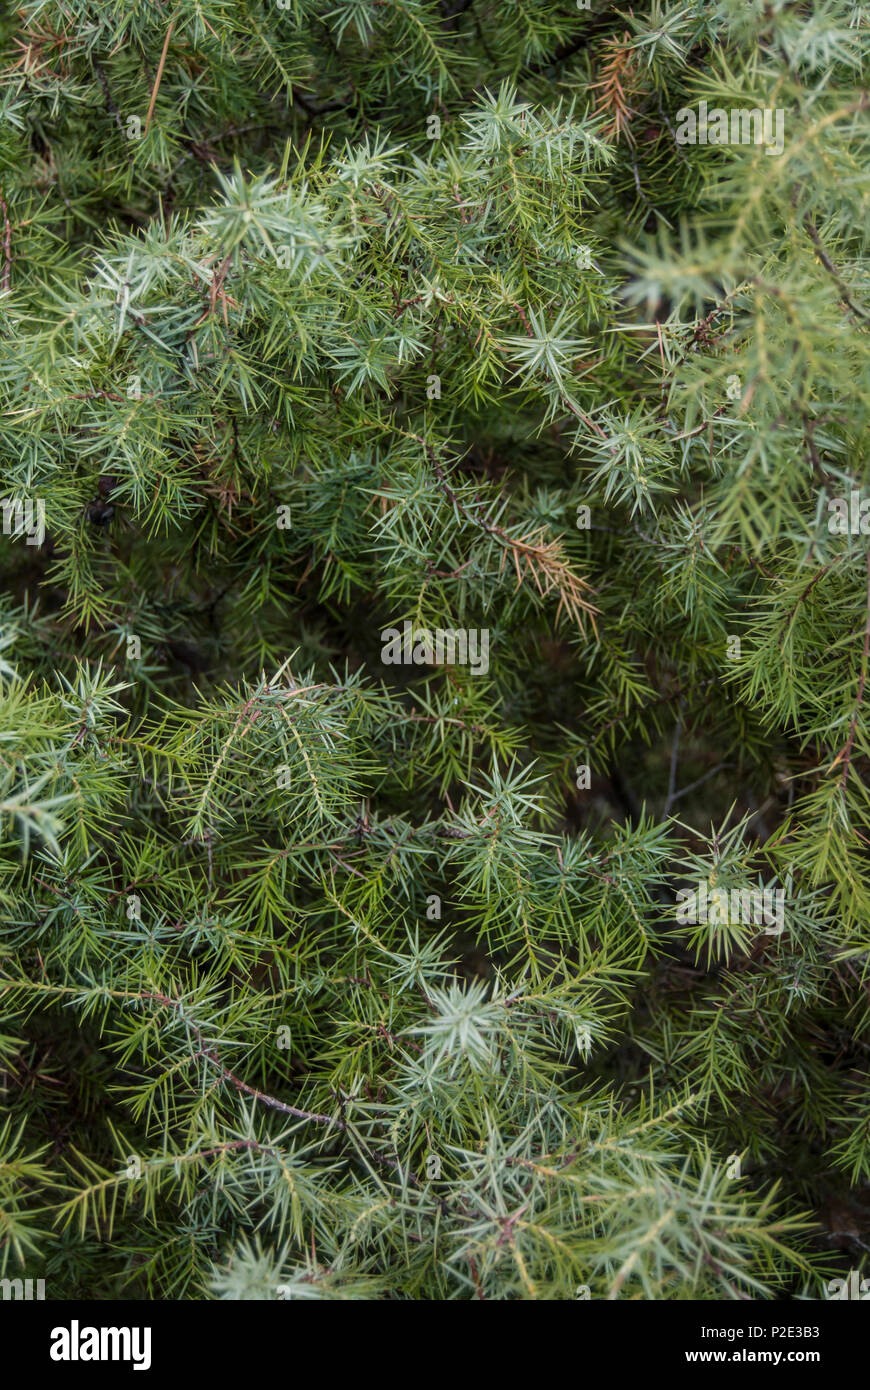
[836,552,870,789]
[777,565,831,649]
[426,445,598,630]
[803,215,870,323]
[0,192,10,295]
[144,20,175,136]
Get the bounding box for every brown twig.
[835,552,870,789]
[144,20,175,136]
[777,564,831,649]
[0,193,10,295]
[140,987,342,1126]
[140,988,423,1187]
[426,445,598,630]
[803,214,870,323]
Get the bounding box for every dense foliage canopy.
[0,0,868,1300]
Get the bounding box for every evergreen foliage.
[0,0,868,1300]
